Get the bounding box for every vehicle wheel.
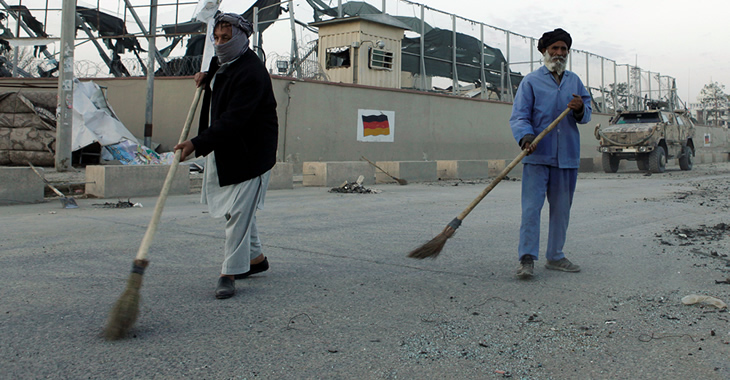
[648,146,666,173]
[602,152,619,173]
[637,157,649,171]
[679,145,693,171]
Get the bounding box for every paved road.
[1,163,729,379]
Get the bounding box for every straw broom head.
[407,224,458,259]
[104,259,148,340]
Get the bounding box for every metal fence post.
[530,37,534,72]
[480,23,486,99]
[253,7,260,60]
[584,52,589,90]
[419,4,426,90]
[144,0,158,148]
[451,14,458,95]
[289,0,300,78]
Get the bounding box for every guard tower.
[310,14,409,89]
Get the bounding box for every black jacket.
[192,49,278,186]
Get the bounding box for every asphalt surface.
[2,162,729,379]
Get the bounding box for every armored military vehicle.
[595,109,695,173]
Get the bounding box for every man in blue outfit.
[509,28,592,279]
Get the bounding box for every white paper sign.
[357,109,395,142]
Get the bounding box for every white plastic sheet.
[71,79,137,151]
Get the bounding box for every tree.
[0,46,37,77]
[599,82,629,112]
[698,82,729,127]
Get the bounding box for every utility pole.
[56,0,76,171]
[144,0,158,148]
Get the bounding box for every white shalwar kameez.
[201,63,271,275]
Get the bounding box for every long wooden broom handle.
[135,86,204,261]
[456,107,571,222]
[361,156,397,180]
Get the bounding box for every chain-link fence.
[0,0,683,113]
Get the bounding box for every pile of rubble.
[328,176,380,194]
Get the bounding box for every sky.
[418,0,729,104]
[8,0,728,104]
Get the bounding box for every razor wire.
[0,0,684,112]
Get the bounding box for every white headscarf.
[212,13,253,64]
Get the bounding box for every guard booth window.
[326,46,351,69]
[369,48,393,70]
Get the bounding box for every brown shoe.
[545,258,581,272]
[516,256,534,279]
[215,277,235,299]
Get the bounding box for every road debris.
[681,294,728,309]
[328,176,380,194]
[92,200,142,208]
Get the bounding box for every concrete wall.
[273,79,613,173]
[694,125,729,153]
[6,77,728,174]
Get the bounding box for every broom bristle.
[104,259,148,340]
[408,226,456,259]
[396,178,408,185]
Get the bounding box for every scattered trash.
[670,224,730,243]
[328,175,380,194]
[92,200,142,208]
[188,162,204,173]
[102,140,175,165]
[681,294,727,309]
[329,181,379,194]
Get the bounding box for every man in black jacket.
[175,13,278,299]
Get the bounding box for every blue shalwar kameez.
[509,65,592,261]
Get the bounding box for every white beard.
[543,51,567,75]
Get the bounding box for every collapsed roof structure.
[154,0,522,96]
[0,0,521,97]
[0,4,149,78]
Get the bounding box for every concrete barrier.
[438,160,519,180]
[85,164,189,198]
[592,156,602,172]
[488,160,507,176]
[579,157,595,172]
[697,153,710,164]
[0,167,44,205]
[269,162,294,190]
[302,161,375,187]
[713,152,728,162]
[437,160,487,180]
[374,161,437,184]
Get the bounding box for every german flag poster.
[357,109,395,142]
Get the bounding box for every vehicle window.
[660,113,672,123]
[676,116,685,126]
[616,113,661,124]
